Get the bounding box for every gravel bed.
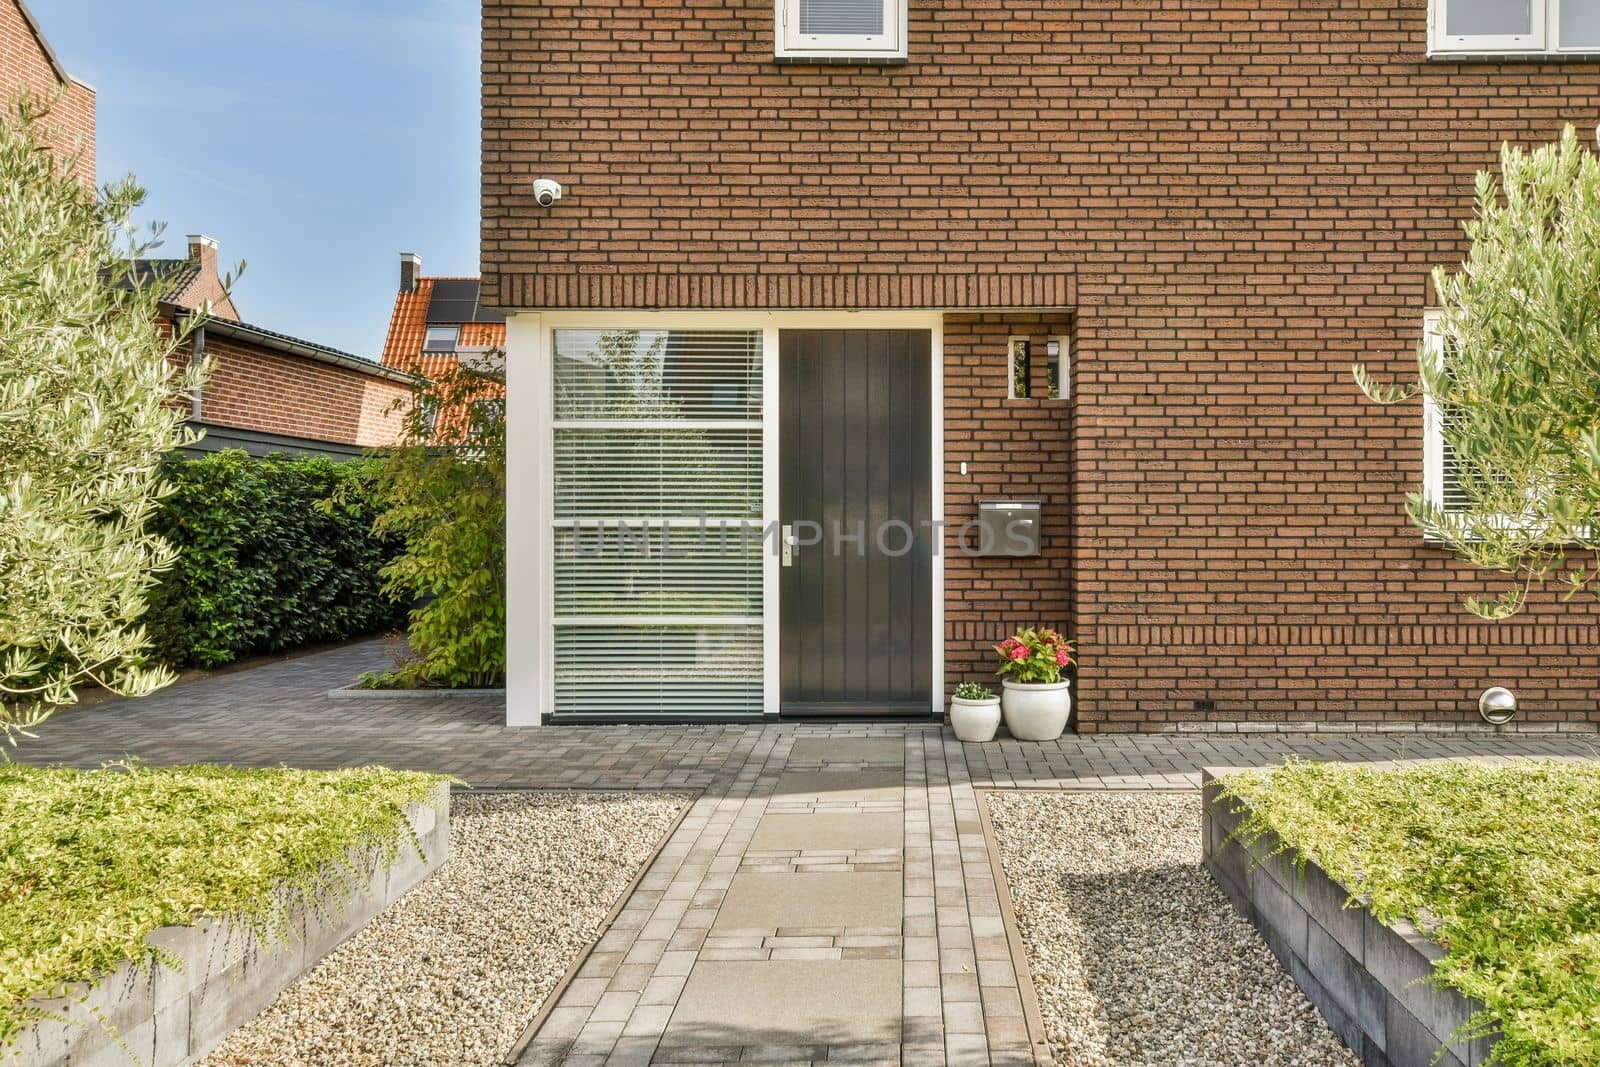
[201,790,689,1067]
[986,790,1360,1067]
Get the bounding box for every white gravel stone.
[986,790,1360,1067]
[200,790,688,1067]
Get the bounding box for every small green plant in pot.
[949,681,1001,743]
[995,627,1075,741]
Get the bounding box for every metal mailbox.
[974,500,1042,557]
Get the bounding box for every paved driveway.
[15,640,1597,1065]
[16,638,1593,791]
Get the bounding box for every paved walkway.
[17,640,1599,1065]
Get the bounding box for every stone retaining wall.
[7,784,450,1067]
[1200,770,1492,1067]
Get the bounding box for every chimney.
[187,234,219,278]
[400,252,422,294]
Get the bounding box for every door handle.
[781,524,794,567]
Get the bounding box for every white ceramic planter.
[949,696,1002,743]
[1001,679,1072,741]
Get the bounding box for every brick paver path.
[18,639,1597,1065]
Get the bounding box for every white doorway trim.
[507,310,945,726]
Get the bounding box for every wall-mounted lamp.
[1479,686,1518,725]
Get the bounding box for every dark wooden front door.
[779,329,934,717]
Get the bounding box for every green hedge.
[144,450,402,668]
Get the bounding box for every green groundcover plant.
[0,763,443,1045]
[1217,759,1600,1067]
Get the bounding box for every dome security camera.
[532,178,563,207]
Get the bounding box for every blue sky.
[45,0,481,359]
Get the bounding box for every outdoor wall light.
[1479,686,1518,725]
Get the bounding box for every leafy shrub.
[145,451,402,667]
[362,365,505,689]
[954,682,996,701]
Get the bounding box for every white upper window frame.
[1429,0,1600,55]
[1552,0,1600,52]
[775,0,906,61]
[424,325,461,352]
[1431,0,1545,53]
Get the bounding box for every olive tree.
[0,100,212,739]
[1355,124,1600,619]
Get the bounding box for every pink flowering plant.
[995,627,1075,685]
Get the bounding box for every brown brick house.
[485,0,1600,730]
[138,236,419,457]
[2,0,95,183]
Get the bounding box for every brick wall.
[1,0,94,184]
[181,331,411,448]
[943,315,1074,693]
[171,238,241,322]
[484,0,1600,728]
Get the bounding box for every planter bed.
[984,789,1358,1066]
[200,790,691,1066]
[1205,759,1600,1067]
[1,766,449,1067]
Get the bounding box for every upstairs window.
[1431,0,1600,55]
[424,325,461,353]
[776,0,906,61]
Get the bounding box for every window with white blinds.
[777,0,904,59]
[1422,313,1469,515]
[552,329,765,718]
[799,0,885,36]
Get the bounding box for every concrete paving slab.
[660,959,901,1048]
[712,871,902,931]
[748,812,903,851]
[772,769,904,802]
[787,739,905,763]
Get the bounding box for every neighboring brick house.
[382,253,506,376]
[2,0,95,183]
[485,0,1600,730]
[138,236,419,457]
[381,253,505,438]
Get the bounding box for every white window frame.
[1552,0,1600,52]
[1421,311,1454,515]
[423,325,461,353]
[1046,335,1070,401]
[775,0,906,61]
[1429,0,1573,55]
